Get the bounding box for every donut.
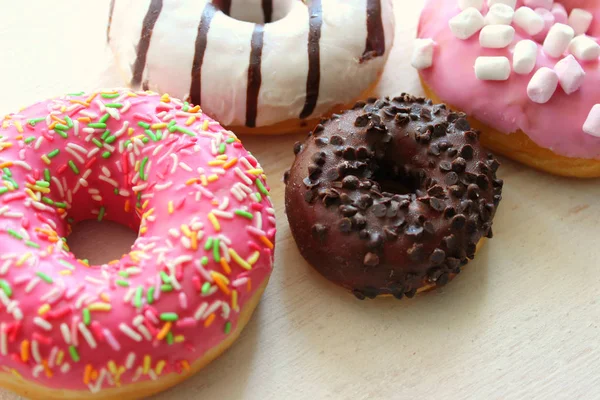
[284,95,503,299]
[107,0,396,135]
[416,0,600,178]
[0,89,275,398]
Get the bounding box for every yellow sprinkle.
[107,360,118,375]
[174,335,185,343]
[143,355,151,375]
[156,322,172,341]
[128,127,135,136]
[168,201,174,214]
[14,120,23,133]
[247,251,260,265]
[229,248,252,270]
[232,289,239,312]
[140,226,148,235]
[155,360,166,375]
[59,270,73,275]
[134,160,140,172]
[223,157,238,169]
[88,302,111,312]
[204,313,216,328]
[220,258,232,275]
[100,293,111,303]
[10,369,23,380]
[15,253,31,267]
[207,213,220,231]
[211,271,230,285]
[180,224,192,237]
[185,116,196,126]
[127,92,138,97]
[141,207,154,219]
[26,183,50,194]
[150,123,167,129]
[202,120,209,131]
[41,155,51,165]
[141,200,150,210]
[160,93,171,103]
[207,174,219,182]
[200,175,208,186]
[207,160,225,166]
[56,350,64,366]
[20,340,30,362]
[1,121,9,129]
[246,168,264,175]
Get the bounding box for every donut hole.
[67,220,138,265]
[211,0,296,23]
[371,162,422,195]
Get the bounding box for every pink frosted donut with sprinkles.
[0,89,275,399]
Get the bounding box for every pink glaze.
[418,0,600,159]
[0,89,275,392]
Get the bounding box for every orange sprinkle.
[48,121,58,130]
[247,278,252,292]
[189,105,201,113]
[212,275,230,296]
[124,200,131,213]
[42,360,53,378]
[100,292,111,303]
[83,364,93,385]
[204,313,216,328]
[51,115,67,124]
[232,290,239,312]
[207,213,220,231]
[186,178,199,186]
[223,157,238,169]
[191,232,198,250]
[260,236,274,250]
[71,100,89,107]
[85,92,98,104]
[20,340,30,362]
[91,369,98,381]
[0,162,13,168]
[156,322,172,341]
[77,116,92,123]
[220,258,231,275]
[181,360,191,372]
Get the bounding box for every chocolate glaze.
[213,0,232,15]
[284,95,503,299]
[361,0,385,63]
[299,0,323,120]
[262,0,273,23]
[246,25,265,127]
[190,3,218,106]
[131,0,163,87]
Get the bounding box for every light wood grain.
[1,1,600,399]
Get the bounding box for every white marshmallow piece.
[411,39,436,70]
[474,56,511,80]
[479,25,515,48]
[533,8,556,41]
[513,7,545,35]
[543,23,575,58]
[569,35,600,61]
[551,3,568,25]
[459,0,484,11]
[513,39,538,74]
[554,54,585,94]
[569,8,593,36]
[524,0,553,10]
[449,8,486,40]
[487,0,517,9]
[583,105,600,137]
[527,67,559,103]
[485,3,514,25]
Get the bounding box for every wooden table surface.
[1,1,600,399]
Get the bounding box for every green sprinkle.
[44,169,51,182]
[144,129,157,141]
[201,256,209,266]
[116,279,129,287]
[6,229,23,240]
[166,332,174,345]
[82,308,91,326]
[54,202,67,209]
[64,116,74,128]
[118,271,129,278]
[36,180,50,188]
[113,188,119,195]
[69,346,80,362]
[134,286,143,308]
[105,103,123,109]
[204,237,213,251]
[36,271,53,284]
[167,120,177,132]
[102,151,112,159]
[201,282,211,295]
[160,312,178,321]
[1,168,9,177]
[141,137,149,144]
[98,206,106,221]
[54,123,69,131]
[139,157,149,180]
[218,143,226,154]
[27,117,45,126]
[67,91,85,96]
[0,188,8,195]
[161,284,173,292]
[137,121,150,129]
[42,197,54,206]
[182,102,190,112]
[160,271,170,284]
[68,160,79,174]
[224,321,232,334]
[88,123,107,129]
[99,113,111,123]
[47,149,60,158]
[175,126,195,136]
[147,286,155,304]
[25,240,40,249]
[101,130,111,140]
[56,130,68,139]
[101,93,120,99]
[105,135,117,144]
[24,136,36,144]
[213,238,221,262]
[155,129,162,140]
[255,192,263,203]
[0,280,12,297]
[92,138,103,148]
[234,210,253,219]
[255,178,269,196]
[58,259,76,270]
[226,137,235,144]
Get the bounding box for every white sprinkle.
[99,175,119,187]
[0,324,7,355]
[33,316,52,331]
[60,323,71,345]
[125,352,136,369]
[31,340,41,363]
[194,302,209,320]
[61,363,71,373]
[136,324,152,341]
[119,323,142,342]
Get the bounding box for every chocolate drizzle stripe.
[246,25,265,128]
[299,0,323,120]
[107,0,116,43]
[262,0,273,23]
[189,3,218,107]
[131,0,163,87]
[361,0,385,63]
[215,0,232,15]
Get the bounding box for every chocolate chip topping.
[284,94,502,299]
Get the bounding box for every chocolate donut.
[284,94,503,299]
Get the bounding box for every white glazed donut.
[107,0,395,134]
